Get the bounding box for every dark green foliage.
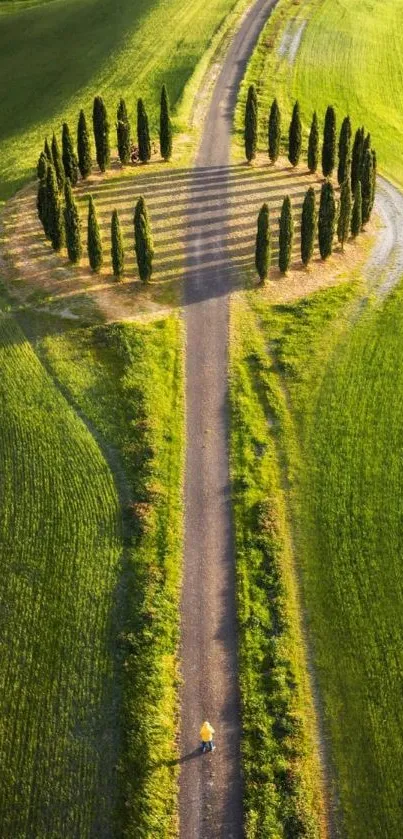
[351,127,364,193]
[51,132,65,191]
[117,98,131,165]
[46,163,64,251]
[278,195,294,273]
[44,138,53,163]
[288,101,302,167]
[111,209,124,278]
[337,178,352,250]
[87,196,103,272]
[134,196,154,281]
[338,115,351,185]
[322,105,337,177]
[351,182,362,238]
[62,123,78,186]
[318,180,336,259]
[77,110,92,179]
[244,84,258,163]
[93,96,110,172]
[255,203,271,280]
[159,84,172,161]
[301,187,317,266]
[307,111,319,173]
[363,132,371,159]
[37,152,47,181]
[64,179,82,264]
[371,149,377,213]
[37,166,49,233]
[137,98,151,163]
[361,148,374,226]
[268,98,281,163]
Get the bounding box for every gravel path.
[179,1,278,836]
[366,175,403,295]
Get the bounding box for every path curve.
[180,1,279,836]
[366,175,403,295]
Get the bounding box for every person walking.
[200,720,215,753]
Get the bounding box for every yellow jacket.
[200,721,214,742]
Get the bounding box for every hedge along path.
[0,312,121,838]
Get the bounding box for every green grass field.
[0,305,184,837]
[0,0,248,200]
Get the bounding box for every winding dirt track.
[180,1,278,836]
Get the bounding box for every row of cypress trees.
[37,156,154,280]
[255,167,376,280]
[245,87,377,190]
[37,85,172,187]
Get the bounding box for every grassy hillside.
[0,307,184,838]
[235,0,403,187]
[0,0,246,200]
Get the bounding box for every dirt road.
[179,1,278,837]
[366,175,403,295]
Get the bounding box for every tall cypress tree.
[337,178,352,251]
[301,187,317,266]
[338,116,351,185]
[93,96,110,172]
[87,196,103,272]
[111,209,124,278]
[363,132,371,160]
[351,182,362,238]
[46,163,64,251]
[318,180,336,259]
[322,105,336,177]
[268,98,281,163]
[37,162,49,233]
[279,195,294,273]
[64,179,82,263]
[137,99,151,163]
[255,203,271,281]
[77,109,92,179]
[288,101,302,167]
[44,138,53,163]
[51,132,65,191]
[62,123,79,186]
[37,151,48,181]
[370,149,377,214]
[117,98,131,165]
[160,84,172,161]
[351,127,364,193]
[134,196,154,281]
[245,85,258,163]
[307,111,319,173]
[361,148,374,226]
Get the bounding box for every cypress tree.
[278,195,294,274]
[137,99,151,163]
[338,115,351,185]
[44,138,53,163]
[370,149,377,213]
[322,105,337,177]
[318,180,336,259]
[51,132,65,191]
[37,164,49,233]
[351,182,362,238]
[351,127,364,193]
[307,111,319,173]
[268,98,281,163]
[301,187,317,266]
[288,101,302,167]
[111,209,124,278]
[337,178,352,251]
[87,196,103,272]
[363,132,371,160]
[64,179,82,263]
[117,98,131,165]
[46,163,64,251]
[245,85,258,163]
[255,203,271,281]
[62,123,79,186]
[361,148,374,226]
[160,84,173,161]
[37,151,48,181]
[93,96,110,172]
[77,110,92,179]
[134,196,154,281]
